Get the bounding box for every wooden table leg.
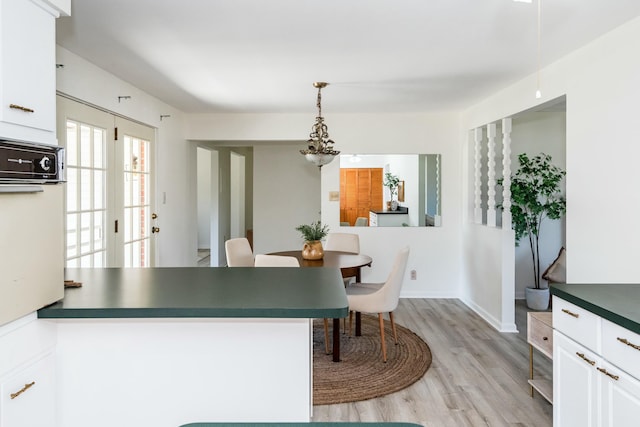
[355,267,362,336]
[332,318,341,362]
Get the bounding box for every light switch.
[328,191,339,201]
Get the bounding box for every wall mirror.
[339,154,442,227]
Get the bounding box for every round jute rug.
[313,315,432,405]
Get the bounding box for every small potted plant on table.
[295,220,329,260]
[499,153,566,310]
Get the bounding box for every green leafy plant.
[384,172,400,199]
[295,220,329,242]
[498,153,566,289]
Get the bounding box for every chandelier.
[300,82,340,168]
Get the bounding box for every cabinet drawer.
[552,296,601,353]
[602,319,640,380]
[528,313,553,358]
[0,352,55,427]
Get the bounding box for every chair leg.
[378,313,387,362]
[323,318,330,354]
[348,311,353,336]
[389,311,398,345]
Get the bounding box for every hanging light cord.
[536,0,542,98]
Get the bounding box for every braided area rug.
[313,314,432,405]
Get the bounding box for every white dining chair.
[325,233,360,254]
[254,254,300,267]
[346,246,410,362]
[224,237,254,267]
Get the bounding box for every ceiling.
[56,0,640,114]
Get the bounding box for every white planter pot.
[525,287,550,310]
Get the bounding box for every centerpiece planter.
[296,220,329,261]
[302,240,324,260]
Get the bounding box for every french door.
[57,96,156,267]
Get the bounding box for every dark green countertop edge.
[38,306,349,320]
[37,267,350,320]
[180,423,422,427]
[550,284,640,335]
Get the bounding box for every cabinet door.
[599,360,640,427]
[0,352,55,427]
[340,168,383,225]
[0,0,56,136]
[554,331,599,427]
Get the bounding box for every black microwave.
[0,140,64,184]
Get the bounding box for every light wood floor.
[312,298,553,426]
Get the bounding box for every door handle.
[152,226,160,233]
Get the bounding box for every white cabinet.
[1,352,55,427]
[599,359,640,427]
[553,296,640,427]
[554,331,599,427]
[0,314,56,427]
[0,0,58,145]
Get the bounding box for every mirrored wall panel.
[339,154,442,227]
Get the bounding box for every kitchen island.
[38,267,348,427]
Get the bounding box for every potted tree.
[295,220,329,260]
[499,153,566,310]
[384,172,400,211]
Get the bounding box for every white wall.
[252,144,321,255]
[196,147,211,249]
[56,46,197,266]
[187,112,463,297]
[462,15,640,327]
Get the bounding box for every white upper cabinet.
[0,0,59,145]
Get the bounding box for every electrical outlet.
[410,270,417,280]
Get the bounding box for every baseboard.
[460,297,519,333]
[400,291,460,299]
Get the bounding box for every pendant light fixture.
[300,82,340,168]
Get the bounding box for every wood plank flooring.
[312,299,553,426]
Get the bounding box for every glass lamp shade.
[304,152,337,167]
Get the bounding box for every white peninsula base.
[50,318,312,427]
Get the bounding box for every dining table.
[268,250,373,362]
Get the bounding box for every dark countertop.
[38,267,348,320]
[370,206,409,215]
[180,424,422,427]
[550,283,640,335]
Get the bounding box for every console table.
[527,311,553,403]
